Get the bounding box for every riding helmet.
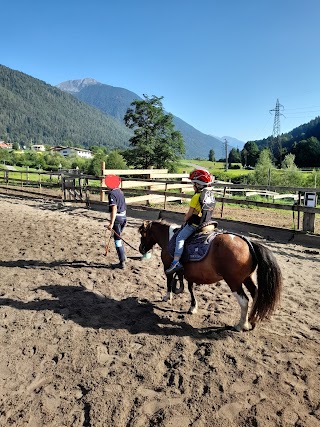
[189,169,213,186]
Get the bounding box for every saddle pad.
[168,229,221,262]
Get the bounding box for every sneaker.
[165,261,183,275]
[112,262,125,270]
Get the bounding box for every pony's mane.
[157,218,182,228]
[157,219,172,226]
[138,219,180,233]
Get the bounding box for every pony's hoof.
[234,322,251,332]
[188,307,198,315]
[162,294,172,303]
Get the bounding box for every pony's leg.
[187,281,198,314]
[243,276,257,300]
[233,286,251,331]
[162,275,173,302]
[243,276,258,329]
[173,272,184,294]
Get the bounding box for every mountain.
[56,78,99,93]
[0,65,132,149]
[0,65,242,159]
[221,136,245,150]
[57,79,140,123]
[57,79,226,159]
[212,135,245,150]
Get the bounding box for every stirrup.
[165,261,183,275]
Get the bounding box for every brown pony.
[138,220,282,331]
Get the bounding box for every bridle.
[138,221,155,255]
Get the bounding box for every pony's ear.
[138,221,149,233]
[143,220,151,229]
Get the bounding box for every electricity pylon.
[269,99,285,164]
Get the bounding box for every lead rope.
[104,224,140,256]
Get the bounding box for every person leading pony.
[165,169,216,274]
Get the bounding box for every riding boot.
[116,246,126,263]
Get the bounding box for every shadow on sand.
[0,284,235,340]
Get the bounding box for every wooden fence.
[1,167,320,233]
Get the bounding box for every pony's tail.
[249,241,282,326]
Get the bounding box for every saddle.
[168,221,221,262]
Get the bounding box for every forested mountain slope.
[0,65,132,149]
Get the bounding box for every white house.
[55,147,93,159]
[31,144,45,152]
[0,141,13,149]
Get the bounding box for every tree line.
[207,136,320,170]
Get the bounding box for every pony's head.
[138,220,156,254]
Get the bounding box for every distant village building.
[50,145,65,152]
[31,144,45,152]
[0,141,13,149]
[51,146,93,159]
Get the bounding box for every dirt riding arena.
[0,194,319,426]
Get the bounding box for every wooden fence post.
[297,191,301,230]
[303,213,315,233]
[62,177,66,201]
[220,187,227,218]
[101,161,105,202]
[303,192,317,233]
[164,182,168,210]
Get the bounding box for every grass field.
[178,159,253,181]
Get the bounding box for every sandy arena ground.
[0,194,319,426]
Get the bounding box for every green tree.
[12,150,24,166]
[70,156,91,173]
[241,141,260,167]
[0,148,12,165]
[280,153,303,187]
[208,149,215,162]
[105,150,127,169]
[23,150,39,168]
[228,147,241,164]
[305,169,320,187]
[88,150,108,176]
[123,95,185,169]
[91,145,108,155]
[249,148,276,185]
[292,137,320,168]
[42,152,67,170]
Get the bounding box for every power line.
[284,105,320,111]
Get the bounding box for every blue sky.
[2,0,320,143]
